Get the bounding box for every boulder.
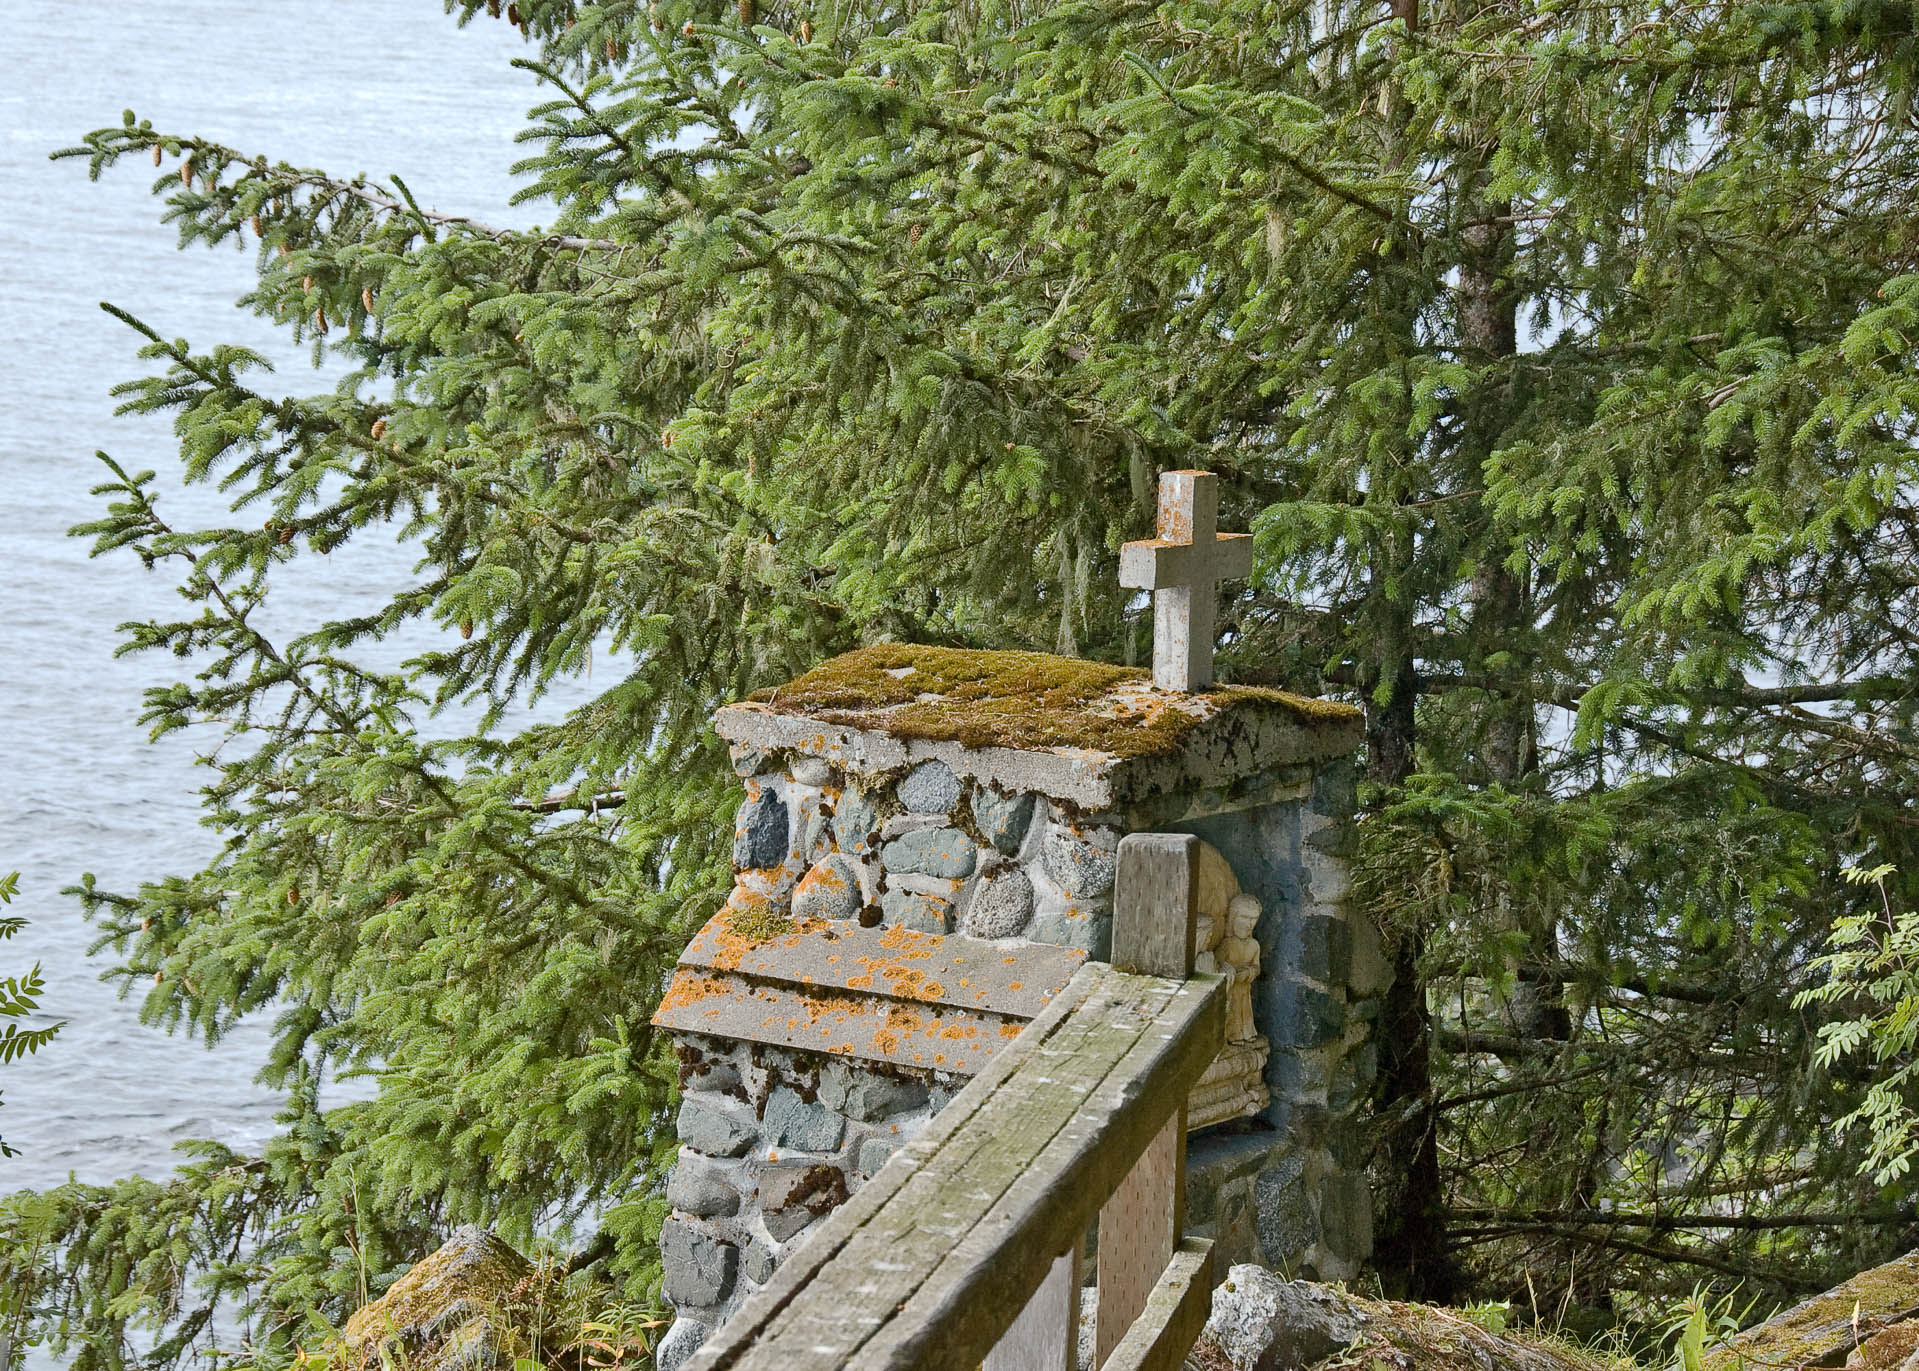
[1199,1264,1614,1371]
[1202,1264,1368,1371]
[338,1226,531,1371]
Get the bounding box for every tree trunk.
[1362,0,1458,1304]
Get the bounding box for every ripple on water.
[1,1,571,1220]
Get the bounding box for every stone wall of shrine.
[648,644,1385,1371]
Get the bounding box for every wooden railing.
[685,833,1226,1371]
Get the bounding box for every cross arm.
[1117,533,1253,591]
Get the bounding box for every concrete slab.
[653,908,1086,1074]
[715,647,1359,812]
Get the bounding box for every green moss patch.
[727,899,797,942]
[749,644,1357,758]
[1704,1249,1919,1371]
[338,1227,532,1369]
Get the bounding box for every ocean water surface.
[2,1,592,1197]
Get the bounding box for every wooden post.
[983,1245,1081,1371]
[1096,834,1200,1368]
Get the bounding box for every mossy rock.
[1705,1249,1919,1371]
[749,644,1357,759]
[336,1226,532,1370]
[1200,1265,1627,1371]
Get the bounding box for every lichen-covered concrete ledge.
[715,644,1362,813]
[654,906,1083,1074]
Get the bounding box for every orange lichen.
[656,971,735,1016]
[878,925,939,953]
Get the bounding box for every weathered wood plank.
[1101,1240,1216,1371]
[684,967,1106,1371]
[849,974,1222,1371]
[984,1245,1081,1371]
[755,974,1178,1367]
[1100,833,1200,1366]
[1113,833,1200,979]
[1096,1111,1185,1367]
[690,966,1224,1371]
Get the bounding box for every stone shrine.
[649,474,1388,1371]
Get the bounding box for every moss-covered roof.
[746,644,1357,759]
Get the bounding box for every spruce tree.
[7,0,1919,1361]
[0,873,62,1161]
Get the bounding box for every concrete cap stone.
[651,905,1083,1075]
[714,645,1360,811]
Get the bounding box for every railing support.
[1097,834,1201,1368]
[983,1245,1081,1371]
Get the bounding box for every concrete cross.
[1119,470,1253,692]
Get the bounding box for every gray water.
[0,2,587,1197]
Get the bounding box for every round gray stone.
[677,1097,757,1158]
[1253,1151,1314,1267]
[763,1084,845,1152]
[961,867,1035,939]
[1041,823,1119,899]
[882,827,978,879]
[820,1061,929,1121]
[655,1317,710,1371]
[832,785,880,856]
[898,760,962,814]
[742,1239,777,1286]
[760,1163,848,1241]
[881,888,954,935]
[661,1219,738,1310]
[856,1134,900,1175]
[678,1044,741,1095]
[666,1160,740,1218]
[727,744,767,779]
[1031,901,1112,959]
[793,855,863,922]
[732,789,790,871]
[789,755,834,787]
[801,806,835,865]
[1203,1262,1368,1371]
[971,787,1038,854]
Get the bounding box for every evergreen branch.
[55,123,623,251]
[1396,667,1915,713]
[1443,1223,1823,1288]
[513,787,628,814]
[1451,1207,1917,1232]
